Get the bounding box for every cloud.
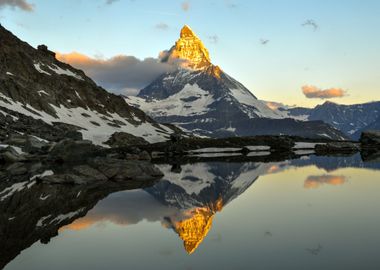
[181,1,190,11]
[304,175,346,189]
[225,0,237,8]
[260,39,269,45]
[302,19,318,31]
[155,22,169,30]
[302,85,347,99]
[56,52,177,95]
[208,35,219,44]
[105,0,119,5]
[0,0,34,11]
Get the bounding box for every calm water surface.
[4,155,380,270]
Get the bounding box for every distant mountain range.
[0,24,177,146]
[281,101,380,139]
[126,25,346,140]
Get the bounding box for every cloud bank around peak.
[0,0,34,11]
[56,52,177,95]
[302,85,347,99]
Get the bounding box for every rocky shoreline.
[2,128,379,188]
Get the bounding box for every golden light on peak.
[172,197,224,254]
[172,25,211,69]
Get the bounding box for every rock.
[24,136,49,154]
[42,174,88,185]
[63,130,83,141]
[5,133,26,146]
[315,142,360,154]
[170,133,182,143]
[106,132,149,147]
[37,44,56,58]
[72,165,108,182]
[0,147,24,164]
[6,163,27,176]
[138,151,151,161]
[360,131,380,147]
[48,139,101,163]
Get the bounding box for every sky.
[0,0,379,107]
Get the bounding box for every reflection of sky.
[6,163,380,270]
[1,0,380,106]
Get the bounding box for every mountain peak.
[180,25,196,38]
[166,25,211,69]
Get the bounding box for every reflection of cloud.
[56,52,177,95]
[306,244,323,255]
[155,22,169,30]
[304,175,346,189]
[302,85,346,99]
[181,1,190,11]
[0,0,34,11]
[60,190,179,231]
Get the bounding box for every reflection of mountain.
[144,162,285,253]
[291,154,380,172]
[0,176,158,269]
[146,162,282,210]
[168,197,223,254]
[3,155,380,266]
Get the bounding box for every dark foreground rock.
[106,132,149,147]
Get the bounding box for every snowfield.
[127,83,215,117]
[0,93,172,146]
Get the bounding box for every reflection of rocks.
[0,174,159,269]
[360,131,380,147]
[359,131,380,162]
[315,142,360,155]
[361,150,380,163]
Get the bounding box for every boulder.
[48,139,101,163]
[106,132,149,147]
[5,133,26,146]
[24,136,49,154]
[6,162,27,176]
[0,147,24,164]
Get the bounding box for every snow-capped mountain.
[0,24,176,145]
[127,25,346,140]
[284,101,380,139]
[353,116,380,139]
